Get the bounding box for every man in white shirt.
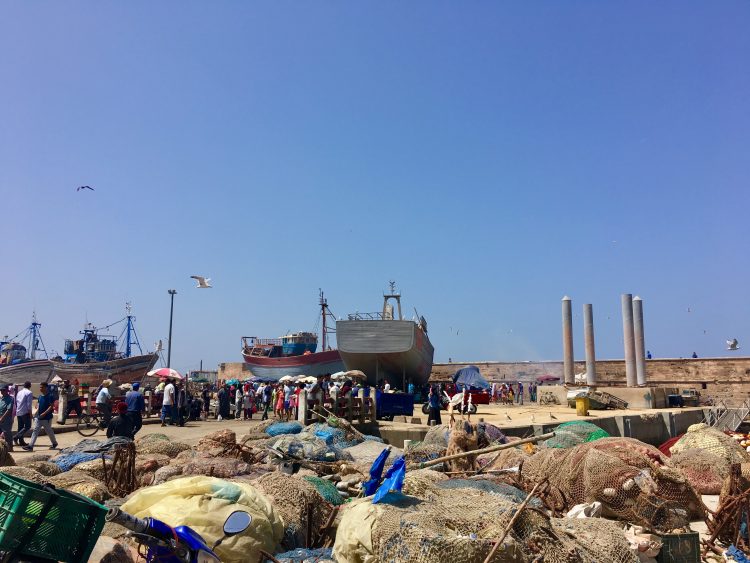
[96,380,113,428]
[13,381,33,447]
[384,381,391,393]
[161,379,175,426]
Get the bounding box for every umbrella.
[331,371,347,379]
[147,367,184,380]
[279,375,294,383]
[344,370,367,381]
[50,374,63,384]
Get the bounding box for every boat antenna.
[28,312,48,359]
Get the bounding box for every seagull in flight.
[76,186,94,191]
[727,338,740,351]
[190,275,212,288]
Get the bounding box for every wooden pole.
[483,481,544,563]
[409,432,555,470]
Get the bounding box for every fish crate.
[655,532,700,563]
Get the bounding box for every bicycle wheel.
[77,412,100,436]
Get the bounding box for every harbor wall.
[430,357,750,400]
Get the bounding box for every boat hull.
[336,320,434,388]
[0,360,54,385]
[240,349,344,381]
[52,353,159,386]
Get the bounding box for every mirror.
[223,511,252,536]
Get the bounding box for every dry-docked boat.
[0,316,54,385]
[241,291,344,381]
[52,305,158,386]
[335,282,434,389]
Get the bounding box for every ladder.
[709,399,750,432]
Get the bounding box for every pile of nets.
[266,421,304,437]
[669,423,750,464]
[520,437,704,531]
[270,435,353,462]
[668,448,728,494]
[402,469,449,497]
[333,485,638,563]
[182,456,253,479]
[542,421,610,449]
[18,460,61,477]
[138,439,192,456]
[0,466,46,484]
[302,476,345,505]
[444,421,480,473]
[59,437,131,454]
[343,441,401,472]
[254,473,333,549]
[48,469,110,503]
[404,425,450,465]
[269,548,334,563]
[436,479,545,509]
[51,452,104,472]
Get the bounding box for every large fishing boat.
[0,315,54,385]
[52,304,158,386]
[336,282,434,388]
[241,291,344,381]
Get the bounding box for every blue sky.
[2,2,748,373]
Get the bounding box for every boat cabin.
[64,325,119,363]
[0,343,27,365]
[242,332,318,358]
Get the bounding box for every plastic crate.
[656,532,699,563]
[0,473,107,562]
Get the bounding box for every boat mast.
[125,302,133,358]
[29,312,42,359]
[320,290,328,351]
[383,281,403,320]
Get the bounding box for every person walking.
[61,380,83,424]
[22,382,58,451]
[242,386,254,420]
[176,382,188,427]
[427,385,442,425]
[96,380,113,428]
[13,381,33,448]
[201,384,211,420]
[218,384,231,420]
[125,382,145,436]
[516,381,524,405]
[235,386,243,420]
[0,386,14,450]
[161,378,175,426]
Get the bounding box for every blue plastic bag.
[362,446,391,496]
[373,456,405,504]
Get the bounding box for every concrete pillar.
[297,389,308,424]
[369,386,377,421]
[583,303,597,386]
[57,393,68,424]
[562,296,574,385]
[633,296,647,386]
[621,294,637,387]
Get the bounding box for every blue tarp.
[452,365,490,391]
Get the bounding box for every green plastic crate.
[656,532,700,563]
[0,473,107,562]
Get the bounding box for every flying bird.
[190,275,212,288]
[727,338,740,351]
[505,412,512,421]
[549,412,557,420]
[76,186,94,191]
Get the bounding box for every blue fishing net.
[51,452,106,472]
[266,421,304,437]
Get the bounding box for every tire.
[77,412,100,437]
[421,404,430,415]
[468,404,477,415]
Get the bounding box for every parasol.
[147,367,184,380]
[278,375,294,383]
[344,370,367,381]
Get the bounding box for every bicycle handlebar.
[106,507,149,534]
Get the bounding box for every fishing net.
[17,453,51,463]
[478,422,508,446]
[137,440,192,456]
[547,518,637,563]
[669,423,750,464]
[478,444,531,471]
[196,429,237,452]
[302,476,345,505]
[343,441,401,472]
[0,442,14,467]
[75,458,114,481]
[0,467,46,484]
[135,433,169,445]
[51,452,104,472]
[401,469,449,497]
[520,437,703,531]
[181,457,253,479]
[153,465,185,485]
[18,460,61,477]
[266,421,304,436]
[270,435,353,462]
[444,421,480,473]
[270,547,335,563]
[253,473,332,549]
[542,421,610,449]
[333,485,638,563]
[668,448,728,494]
[403,424,451,465]
[436,480,544,508]
[48,470,110,503]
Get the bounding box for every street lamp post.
[167,289,177,368]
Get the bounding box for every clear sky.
[2,2,748,374]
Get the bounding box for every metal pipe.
[633,296,647,386]
[562,296,574,385]
[167,289,177,368]
[583,303,597,385]
[621,294,637,387]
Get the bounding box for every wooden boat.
[336,283,434,389]
[240,291,344,381]
[0,316,54,385]
[51,305,158,386]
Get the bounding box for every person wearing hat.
[0,385,14,450]
[106,402,134,439]
[125,382,145,436]
[96,379,113,428]
[22,382,58,451]
[13,381,33,447]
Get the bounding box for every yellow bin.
[575,397,590,416]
